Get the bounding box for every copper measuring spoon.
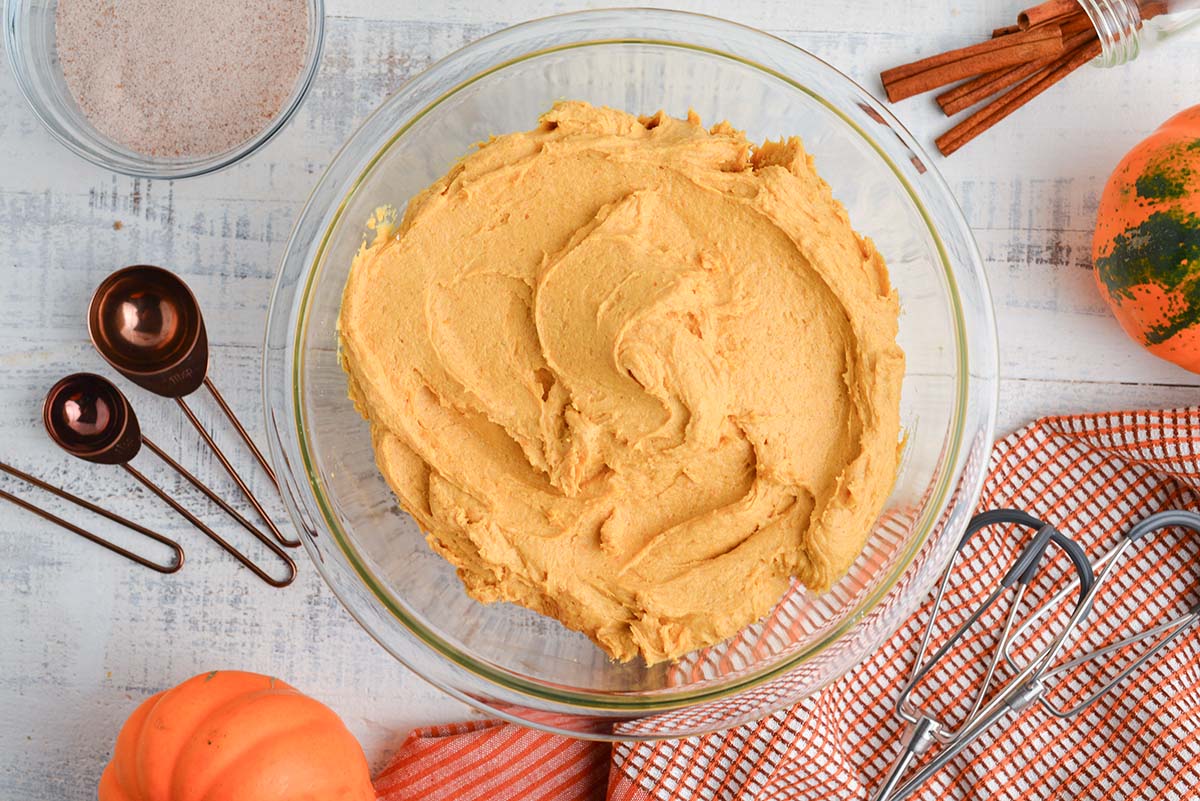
[0,460,183,573]
[43,373,295,587]
[87,265,298,548]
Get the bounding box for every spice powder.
[55,0,310,159]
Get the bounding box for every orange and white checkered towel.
[374,407,1200,801]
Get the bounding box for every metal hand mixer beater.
[874,508,1200,801]
[872,510,1094,800]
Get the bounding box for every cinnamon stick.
[1056,11,1099,36]
[936,27,1096,115]
[1018,0,1082,29]
[1139,1,1171,19]
[992,24,1021,38]
[937,64,1034,116]
[881,26,1066,102]
[935,37,1102,156]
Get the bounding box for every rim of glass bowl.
[265,8,999,717]
[3,0,326,179]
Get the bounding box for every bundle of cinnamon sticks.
[880,0,1112,156]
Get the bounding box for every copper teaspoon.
[43,373,295,587]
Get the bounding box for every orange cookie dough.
[338,101,904,664]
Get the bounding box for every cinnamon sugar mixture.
[55,0,310,159]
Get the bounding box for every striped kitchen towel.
[373,407,1200,801]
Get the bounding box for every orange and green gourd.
[1092,105,1200,374]
[97,670,375,801]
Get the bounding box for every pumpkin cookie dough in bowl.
[338,101,906,665]
[265,8,998,739]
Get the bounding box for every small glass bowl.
[3,0,324,179]
[264,9,999,739]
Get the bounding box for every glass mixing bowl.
[4,0,324,179]
[264,9,998,740]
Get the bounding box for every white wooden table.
[1,2,1196,798]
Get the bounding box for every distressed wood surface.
[1,2,1198,798]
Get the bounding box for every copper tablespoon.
[87,265,298,548]
[43,373,295,587]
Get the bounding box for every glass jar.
[1078,0,1200,66]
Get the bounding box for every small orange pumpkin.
[1092,105,1200,374]
[97,671,375,801]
